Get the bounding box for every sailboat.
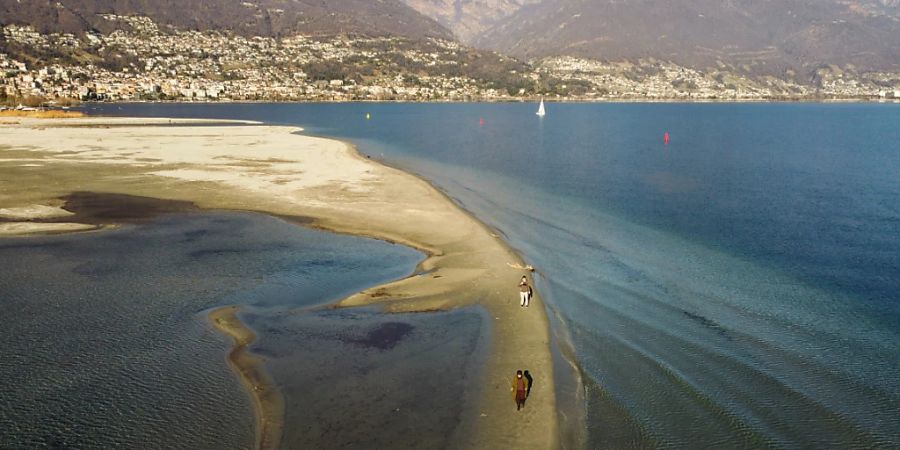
[536,98,546,117]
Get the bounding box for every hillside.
[0,0,453,40]
[2,0,897,102]
[406,0,900,77]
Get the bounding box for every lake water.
[0,211,424,449]
[89,102,900,447]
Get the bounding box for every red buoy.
[479,118,485,126]
[664,131,670,145]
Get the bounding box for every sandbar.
[209,306,284,449]
[0,117,559,449]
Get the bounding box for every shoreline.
[0,117,561,448]
[208,306,284,450]
[72,97,900,106]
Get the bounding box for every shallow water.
[245,306,487,449]
[90,102,900,447]
[0,211,422,449]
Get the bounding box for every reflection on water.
[0,211,422,448]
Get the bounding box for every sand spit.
[0,222,97,235]
[209,306,284,450]
[0,203,73,220]
[0,117,559,449]
[1,116,260,127]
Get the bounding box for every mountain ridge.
[0,0,454,40]
[404,0,900,77]
[400,0,541,42]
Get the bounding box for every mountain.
[401,0,540,42]
[405,0,900,76]
[0,0,453,40]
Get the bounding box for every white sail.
[536,98,546,116]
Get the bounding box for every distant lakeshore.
[5,97,895,112]
[92,97,900,103]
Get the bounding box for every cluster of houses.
[1,19,518,102]
[2,17,898,103]
[538,57,900,100]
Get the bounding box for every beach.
[0,117,559,448]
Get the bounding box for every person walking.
[512,370,529,410]
[519,276,531,307]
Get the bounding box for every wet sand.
[209,306,284,450]
[0,117,559,448]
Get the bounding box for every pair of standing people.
[518,276,533,307]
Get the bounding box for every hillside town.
[536,57,900,100]
[2,16,899,104]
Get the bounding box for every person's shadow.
[524,370,534,402]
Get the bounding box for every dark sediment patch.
[181,229,209,242]
[0,191,204,226]
[57,191,201,225]
[345,322,415,350]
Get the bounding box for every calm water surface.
[0,211,422,449]
[92,102,900,447]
